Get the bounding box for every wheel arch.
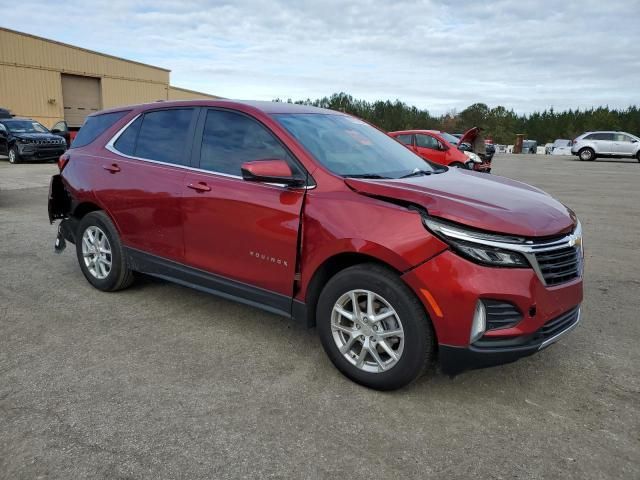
[73,201,103,220]
[301,251,409,328]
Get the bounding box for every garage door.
[61,74,102,127]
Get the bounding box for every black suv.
[0,117,67,164]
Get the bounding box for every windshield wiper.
[400,169,433,178]
[343,173,390,179]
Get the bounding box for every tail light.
[58,153,70,172]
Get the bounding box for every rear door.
[95,107,198,262]
[394,133,416,152]
[415,133,446,164]
[182,108,306,300]
[590,132,615,154]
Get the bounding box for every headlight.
[423,216,529,267]
[463,151,482,163]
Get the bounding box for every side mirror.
[631,139,638,143]
[241,159,305,187]
[51,128,62,134]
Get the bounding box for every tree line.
[274,92,640,145]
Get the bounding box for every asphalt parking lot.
[1,154,639,479]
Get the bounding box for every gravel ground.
[1,154,638,479]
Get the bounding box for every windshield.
[439,132,460,145]
[274,114,439,178]
[5,120,49,134]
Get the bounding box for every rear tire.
[75,211,134,292]
[8,145,20,164]
[317,264,435,390]
[579,148,595,161]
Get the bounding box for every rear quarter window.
[71,111,129,148]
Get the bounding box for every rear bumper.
[439,306,581,376]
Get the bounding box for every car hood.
[344,169,575,237]
[13,132,60,140]
[458,127,479,146]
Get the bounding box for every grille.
[534,246,581,286]
[474,305,580,348]
[538,306,580,341]
[483,300,522,330]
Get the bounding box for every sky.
[3,0,639,115]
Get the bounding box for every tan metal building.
[0,27,220,128]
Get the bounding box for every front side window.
[416,134,440,149]
[52,121,67,132]
[134,109,194,165]
[199,110,297,176]
[439,132,460,145]
[274,114,437,179]
[614,133,633,142]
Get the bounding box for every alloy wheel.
[81,226,112,279]
[8,149,16,163]
[331,289,405,373]
[580,149,593,161]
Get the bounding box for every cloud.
[3,0,639,114]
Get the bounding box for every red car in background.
[389,128,491,172]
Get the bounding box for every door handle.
[187,182,211,193]
[103,163,121,173]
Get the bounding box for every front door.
[182,108,306,298]
[415,133,446,165]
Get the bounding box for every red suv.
[389,129,491,172]
[49,100,583,390]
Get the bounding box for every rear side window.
[199,110,298,176]
[587,133,614,141]
[71,111,129,148]
[395,134,413,146]
[114,116,143,155]
[135,109,194,165]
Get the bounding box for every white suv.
[571,131,640,162]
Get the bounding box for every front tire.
[8,145,20,164]
[75,211,134,292]
[317,264,435,390]
[450,161,466,169]
[579,148,595,161]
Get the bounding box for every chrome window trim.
[104,113,314,190]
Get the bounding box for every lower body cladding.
[402,250,583,376]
